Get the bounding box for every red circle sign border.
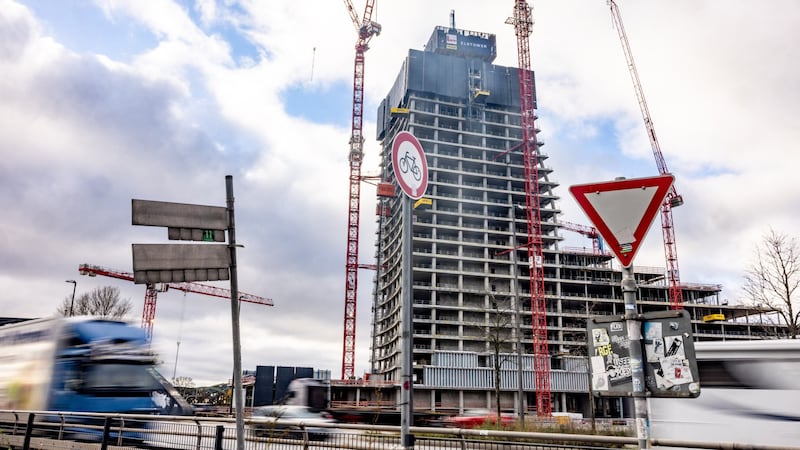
[391,131,429,200]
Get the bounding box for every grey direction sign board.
[132,243,230,284]
[132,199,228,242]
[587,310,700,398]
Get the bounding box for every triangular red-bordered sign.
[569,175,674,267]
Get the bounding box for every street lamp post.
[65,280,77,317]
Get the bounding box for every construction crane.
[560,220,605,254]
[78,263,273,340]
[608,0,684,309]
[341,0,381,380]
[506,0,552,416]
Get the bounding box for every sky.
[1,0,798,386]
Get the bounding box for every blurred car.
[250,405,336,441]
[444,409,516,428]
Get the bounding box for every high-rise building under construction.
[365,24,782,417]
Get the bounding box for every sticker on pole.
[569,175,674,267]
[391,131,429,200]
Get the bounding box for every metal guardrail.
[0,411,625,450]
[1,410,798,450]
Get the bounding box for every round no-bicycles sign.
[391,131,429,200]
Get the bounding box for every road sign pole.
[392,130,427,449]
[226,175,245,450]
[621,265,650,450]
[400,194,415,449]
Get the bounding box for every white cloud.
[0,0,798,385]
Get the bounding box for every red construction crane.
[78,263,273,340]
[341,0,381,380]
[560,220,604,255]
[608,0,684,309]
[507,0,552,416]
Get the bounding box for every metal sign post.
[570,175,678,450]
[392,131,428,449]
[226,175,245,450]
[622,265,649,449]
[400,194,414,449]
[131,176,246,450]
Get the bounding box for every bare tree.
[568,340,597,433]
[173,376,195,388]
[173,376,196,404]
[486,294,515,422]
[57,286,133,319]
[742,229,800,338]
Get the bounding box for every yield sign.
[569,175,674,267]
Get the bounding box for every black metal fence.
[9,409,794,450]
[0,410,633,450]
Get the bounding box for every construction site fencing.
[1,410,798,450]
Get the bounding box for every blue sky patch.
[182,1,265,66]
[24,0,158,61]
[547,115,660,178]
[283,81,353,127]
[210,22,263,66]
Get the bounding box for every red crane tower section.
[608,0,684,309]
[508,0,552,416]
[78,264,273,340]
[341,0,381,380]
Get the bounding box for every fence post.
[117,418,125,446]
[58,414,65,440]
[301,426,310,450]
[22,413,34,450]
[196,419,204,450]
[214,425,225,450]
[101,417,112,450]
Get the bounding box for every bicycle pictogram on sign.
[398,151,422,181]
